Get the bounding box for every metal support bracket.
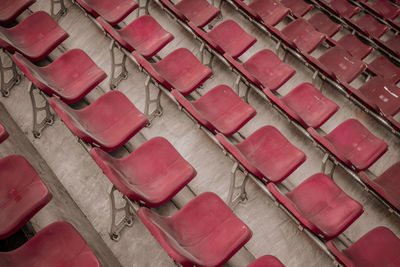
[109,186,135,242]
[51,0,67,21]
[199,43,215,69]
[28,82,54,139]
[234,75,250,103]
[321,153,337,179]
[137,0,150,17]
[0,50,21,97]
[109,40,128,90]
[208,14,223,30]
[227,162,249,208]
[144,75,163,127]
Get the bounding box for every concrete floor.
[0,0,399,266]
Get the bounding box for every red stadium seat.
[281,18,326,53]
[364,0,400,20]
[368,56,400,84]
[0,122,8,144]
[264,83,339,129]
[206,20,257,59]
[162,0,221,28]
[90,137,196,207]
[279,0,313,17]
[0,0,35,25]
[317,46,366,83]
[308,119,388,171]
[248,0,290,26]
[133,48,212,95]
[239,49,295,91]
[0,11,68,62]
[352,14,389,39]
[76,0,138,26]
[172,85,256,136]
[268,173,363,240]
[328,0,360,18]
[13,50,106,104]
[359,162,400,211]
[0,221,101,266]
[49,91,148,152]
[97,15,173,59]
[248,255,285,267]
[383,35,400,58]
[0,155,52,240]
[308,13,342,37]
[138,192,252,267]
[216,125,306,184]
[337,34,374,60]
[327,227,400,266]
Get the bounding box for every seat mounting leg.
[0,50,21,97]
[144,76,163,127]
[50,0,67,21]
[29,82,54,139]
[321,153,337,179]
[227,162,249,208]
[109,186,135,242]
[199,43,215,69]
[234,75,250,103]
[109,40,128,90]
[137,0,150,17]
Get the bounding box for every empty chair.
[0,155,52,239]
[0,11,68,62]
[76,0,138,26]
[281,18,326,53]
[248,255,285,267]
[49,91,148,152]
[327,226,400,266]
[368,56,400,84]
[247,0,290,26]
[138,192,252,267]
[359,161,400,212]
[0,0,35,25]
[97,15,173,59]
[352,14,389,39]
[217,125,306,184]
[328,0,360,18]
[13,50,106,103]
[308,119,388,171]
[161,0,221,28]
[351,77,400,117]
[205,20,257,59]
[172,85,256,136]
[317,46,366,84]
[0,221,101,266]
[337,34,374,60]
[279,0,313,17]
[133,48,212,95]
[364,0,400,20]
[383,35,400,58]
[268,173,364,239]
[308,12,342,37]
[90,137,196,207]
[0,122,8,144]
[264,83,339,129]
[232,49,296,91]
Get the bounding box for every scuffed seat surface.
[353,14,389,38]
[0,155,52,240]
[337,34,373,60]
[0,221,101,267]
[279,0,313,17]
[13,50,106,104]
[384,35,400,57]
[248,255,285,267]
[217,126,306,184]
[248,0,290,26]
[329,0,360,18]
[359,162,400,211]
[153,48,212,95]
[0,11,68,62]
[280,82,339,129]
[242,49,295,91]
[327,227,400,267]
[138,192,252,267]
[172,85,256,136]
[49,91,148,152]
[308,13,342,37]
[76,0,138,25]
[175,0,221,28]
[207,20,256,59]
[368,56,400,84]
[0,0,35,25]
[268,173,363,239]
[90,137,196,207]
[0,123,8,144]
